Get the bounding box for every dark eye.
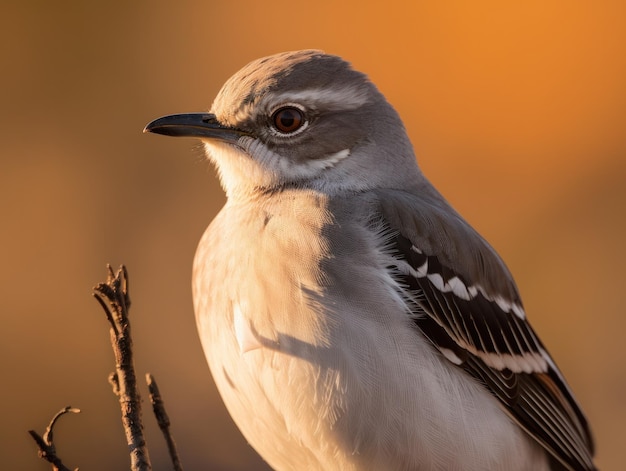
[271,106,305,134]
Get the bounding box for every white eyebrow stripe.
[267,86,370,110]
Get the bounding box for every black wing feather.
[389,230,596,471]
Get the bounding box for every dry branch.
[93,265,152,471]
[147,373,183,471]
[30,265,184,470]
[28,406,80,471]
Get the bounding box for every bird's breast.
[192,192,364,468]
[193,192,334,348]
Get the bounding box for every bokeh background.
[2,1,624,469]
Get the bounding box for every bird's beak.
[143,113,250,142]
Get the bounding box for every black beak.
[143,113,250,142]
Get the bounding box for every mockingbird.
[145,50,596,471]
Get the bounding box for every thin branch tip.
[29,406,81,471]
[146,374,183,471]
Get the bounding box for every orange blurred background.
[2,1,624,469]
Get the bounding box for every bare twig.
[28,406,80,471]
[93,265,152,471]
[146,373,184,471]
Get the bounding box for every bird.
[144,50,596,470]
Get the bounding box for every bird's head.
[145,50,420,199]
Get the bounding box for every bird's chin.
[202,140,276,199]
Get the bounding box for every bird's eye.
[271,106,306,134]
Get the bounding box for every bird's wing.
[375,188,596,471]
